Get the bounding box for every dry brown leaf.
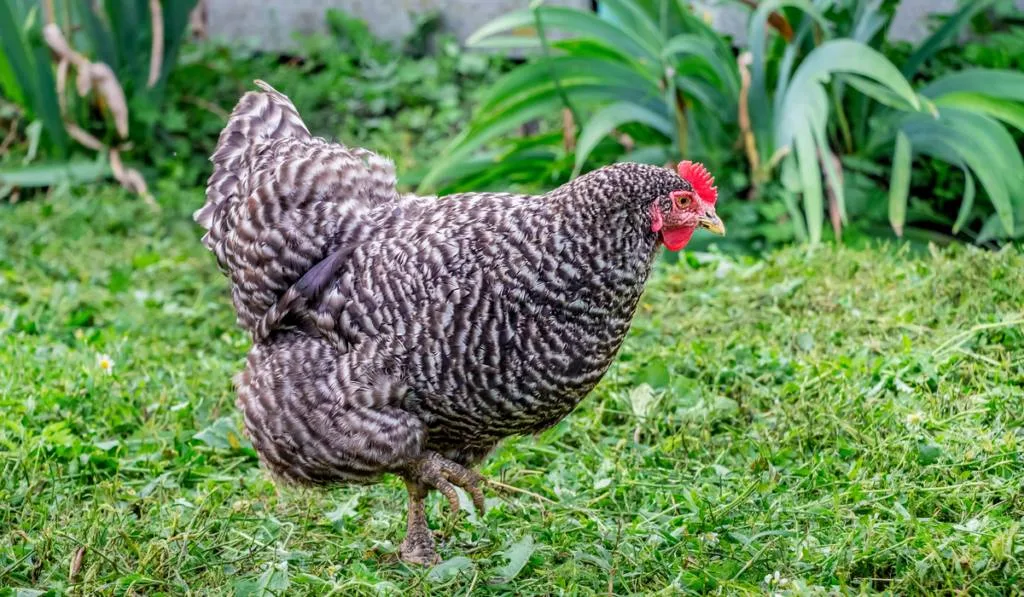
[89,63,129,138]
[65,123,105,151]
[561,108,575,153]
[42,23,73,58]
[55,58,69,113]
[110,147,125,180]
[69,546,85,582]
[110,149,156,206]
[737,51,760,190]
[147,0,164,88]
[41,16,153,204]
[189,0,208,39]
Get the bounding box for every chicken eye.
[672,192,691,208]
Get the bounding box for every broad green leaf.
[778,39,919,148]
[902,0,996,78]
[0,1,36,110]
[772,16,817,130]
[598,0,664,47]
[839,75,921,112]
[851,0,887,44]
[193,415,251,451]
[0,2,68,154]
[469,35,543,51]
[550,37,641,64]
[953,167,977,235]
[573,102,673,177]
[814,127,845,224]
[620,145,672,165]
[921,69,1024,103]
[776,37,920,243]
[428,556,473,582]
[0,159,110,187]
[418,85,647,191]
[888,131,912,237]
[779,159,808,242]
[793,126,823,244]
[901,109,1020,235]
[935,93,1024,134]
[466,6,659,64]
[78,3,117,69]
[675,75,731,115]
[0,37,23,105]
[477,56,660,114]
[747,0,831,163]
[977,213,1013,243]
[27,29,66,153]
[157,0,201,89]
[663,33,739,96]
[493,535,535,582]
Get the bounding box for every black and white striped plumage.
[196,81,722,564]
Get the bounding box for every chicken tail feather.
[194,80,311,233]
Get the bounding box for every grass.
[1,185,1022,595]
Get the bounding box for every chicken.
[195,81,725,565]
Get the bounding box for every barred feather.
[199,82,695,484]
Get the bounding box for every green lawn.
[1,187,1022,595]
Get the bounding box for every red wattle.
[662,227,694,251]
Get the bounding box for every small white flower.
[906,411,925,426]
[700,532,719,546]
[96,353,115,375]
[764,571,789,588]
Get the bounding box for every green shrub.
[418,0,740,193]
[0,0,198,200]
[420,0,1024,248]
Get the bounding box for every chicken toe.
[406,452,487,516]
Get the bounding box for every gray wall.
[205,0,591,50]
[205,0,1024,50]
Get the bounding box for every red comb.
[677,160,717,205]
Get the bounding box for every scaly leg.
[398,452,487,565]
[399,480,440,565]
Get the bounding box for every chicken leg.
[399,452,487,565]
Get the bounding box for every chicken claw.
[407,452,487,515]
[399,453,487,565]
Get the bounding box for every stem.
[147,0,164,89]
[736,0,794,41]
[665,69,688,158]
[532,1,580,127]
[831,84,853,154]
[659,0,668,39]
[737,52,761,191]
[674,87,688,158]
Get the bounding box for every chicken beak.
[698,210,725,236]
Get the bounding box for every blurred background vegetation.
[1,0,1022,254]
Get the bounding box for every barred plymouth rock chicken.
[195,81,725,565]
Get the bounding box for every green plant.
[0,1,72,156]
[152,8,507,190]
[0,0,198,200]
[739,0,926,244]
[417,0,740,193]
[741,0,1024,244]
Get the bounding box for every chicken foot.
[399,452,487,565]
